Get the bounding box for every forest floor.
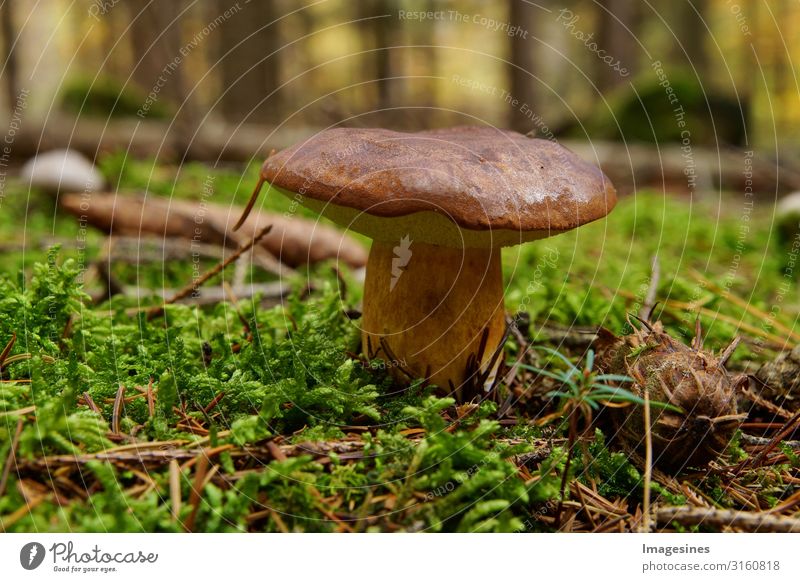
[0,153,798,532]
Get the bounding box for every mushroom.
[236,127,616,400]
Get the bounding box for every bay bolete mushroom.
[236,127,616,400]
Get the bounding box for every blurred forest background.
[0,0,799,195]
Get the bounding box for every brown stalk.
[233,176,266,231]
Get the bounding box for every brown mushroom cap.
[262,126,616,248]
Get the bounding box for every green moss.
[0,155,796,532]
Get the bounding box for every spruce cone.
[597,320,746,473]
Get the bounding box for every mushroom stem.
[362,240,506,399]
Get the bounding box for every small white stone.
[776,191,800,218]
[775,191,800,244]
[20,149,106,194]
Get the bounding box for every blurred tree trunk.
[127,0,187,105]
[358,0,401,112]
[216,0,282,124]
[596,0,639,91]
[126,0,200,157]
[508,0,539,131]
[100,5,128,81]
[671,0,708,77]
[768,0,790,149]
[0,0,19,107]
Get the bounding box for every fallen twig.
[60,192,367,270]
[16,436,552,472]
[738,409,800,472]
[740,433,800,449]
[125,281,287,306]
[657,506,800,532]
[147,224,273,319]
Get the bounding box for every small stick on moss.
[639,255,660,321]
[184,452,210,532]
[0,494,46,531]
[740,383,793,421]
[147,224,273,320]
[377,337,415,380]
[689,269,800,342]
[0,418,24,498]
[0,332,16,371]
[266,440,287,462]
[573,485,598,530]
[610,286,791,349]
[81,392,101,415]
[739,409,800,472]
[111,385,125,435]
[202,391,225,415]
[17,437,550,473]
[656,506,800,533]
[246,506,289,533]
[146,378,155,418]
[740,433,800,449]
[169,460,181,522]
[640,384,654,533]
